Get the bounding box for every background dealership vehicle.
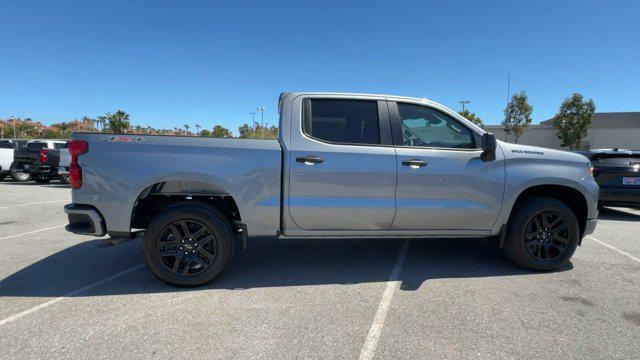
[576,149,640,208]
[64,92,599,286]
[0,140,18,180]
[13,140,68,183]
[0,139,29,181]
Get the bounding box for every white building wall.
[484,125,640,150]
[587,128,640,149]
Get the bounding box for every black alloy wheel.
[503,196,579,271]
[157,220,218,276]
[143,202,235,286]
[524,211,569,261]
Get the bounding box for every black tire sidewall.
[504,197,579,271]
[142,203,234,287]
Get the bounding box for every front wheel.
[142,202,235,287]
[502,197,579,271]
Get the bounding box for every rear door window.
[0,141,14,149]
[26,142,47,150]
[303,99,380,145]
[592,154,640,166]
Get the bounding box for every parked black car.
[576,149,640,209]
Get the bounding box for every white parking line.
[0,225,65,241]
[587,235,640,263]
[358,239,410,360]
[0,200,67,210]
[0,264,145,327]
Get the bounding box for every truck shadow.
[0,237,572,298]
[598,207,640,222]
[0,181,68,188]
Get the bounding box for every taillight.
[39,149,48,164]
[68,140,89,189]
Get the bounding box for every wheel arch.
[507,184,589,238]
[129,178,244,234]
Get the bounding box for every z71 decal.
[101,136,146,143]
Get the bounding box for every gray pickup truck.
[64,92,598,286]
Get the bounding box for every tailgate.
[13,149,39,169]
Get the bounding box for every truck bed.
[71,133,282,238]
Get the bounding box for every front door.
[389,101,504,231]
[286,97,397,231]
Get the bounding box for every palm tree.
[184,124,190,135]
[96,116,107,132]
[195,124,201,135]
[108,110,131,134]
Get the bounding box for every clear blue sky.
[1,0,638,134]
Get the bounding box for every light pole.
[256,107,265,139]
[9,116,16,139]
[249,112,256,138]
[459,100,470,111]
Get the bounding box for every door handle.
[402,159,428,169]
[296,155,325,165]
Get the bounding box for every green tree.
[238,122,278,139]
[200,129,211,137]
[212,125,233,138]
[552,93,596,150]
[502,91,533,143]
[458,109,483,126]
[107,110,131,133]
[183,124,190,135]
[238,123,254,138]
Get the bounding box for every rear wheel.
[142,203,235,287]
[33,174,51,184]
[10,169,31,182]
[503,197,579,271]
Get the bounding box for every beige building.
[484,112,640,150]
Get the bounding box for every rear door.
[285,96,397,232]
[389,101,504,231]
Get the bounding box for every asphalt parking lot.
[1,181,639,359]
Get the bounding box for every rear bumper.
[18,164,53,174]
[599,187,640,208]
[64,203,106,236]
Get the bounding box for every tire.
[502,196,580,271]
[10,169,31,182]
[33,174,51,184]
[0,171,8,181]
[59,173,70,184]
[142,202,235,287]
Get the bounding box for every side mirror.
[481,133,497,162]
